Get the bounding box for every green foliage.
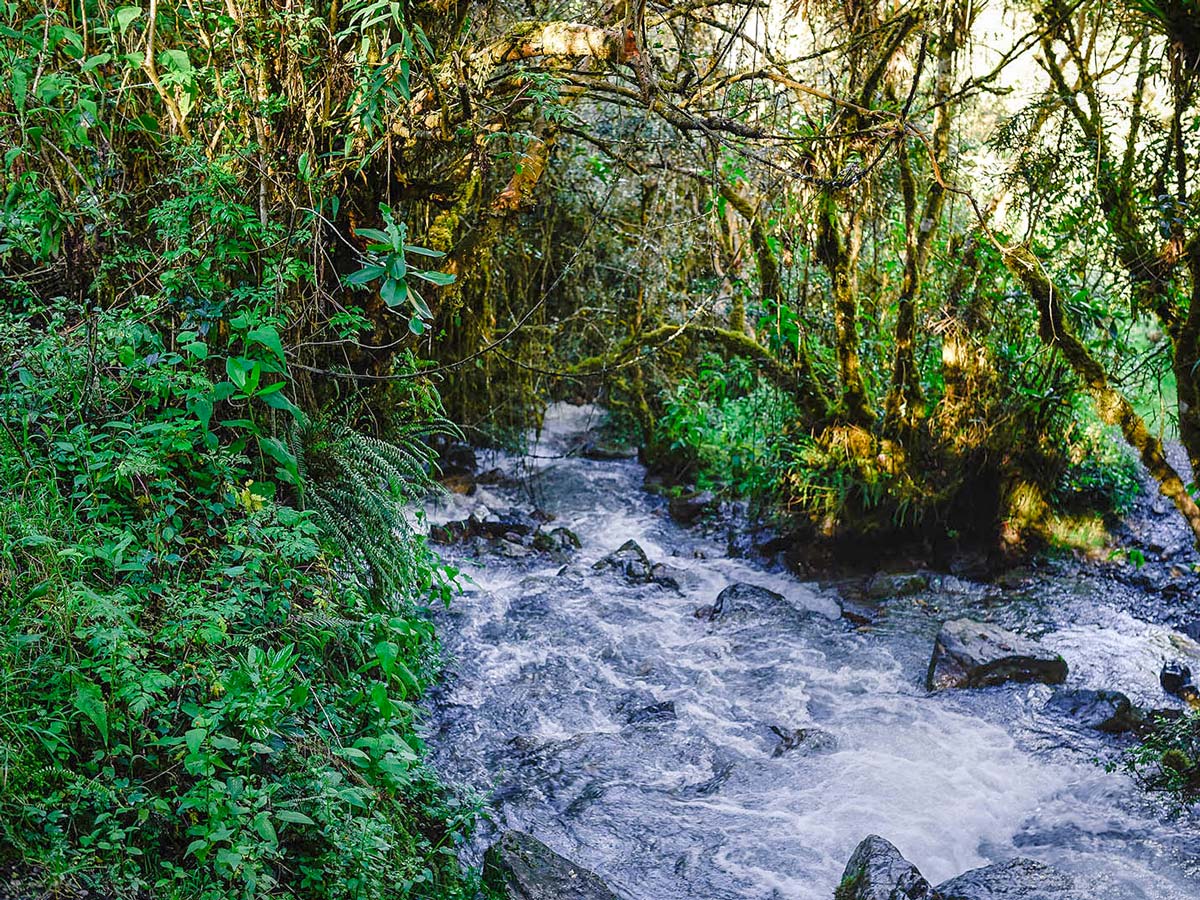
[658,354,798,498]
[1121,712,1200,806]
[0,290,477,900]
[346,204,456,336]
[1053,418,1142,518]
[0,291,475,898]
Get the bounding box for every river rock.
[1045,689,1138,733]
[438,470,476,495]
[936,857,1080,899]
[593,540,653,582]
[483,831,620,900]
[496,538,532,559]
[841,598,884,628]
[926,619,1067,691]
[703,582,787,621]
[1160,660,1199,703]
[835,835,938,900]
[581,439,636,461]
[479,509,540,539]
[626,700,677,725]
[768,725,838,757]
[549,526,582,549]
[478,467,520,487]
[866,572,929,599]
[668,489,716,525]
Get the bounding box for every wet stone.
[768,725,838,757]
[483,831,621,900]
[841,598,884,628]
[926,619,1068,692]
[548,526,582,549]
[1160,660,1198,702]
[496,539,532,559]
[593,540,654,583]
[866,572,930,599]
[580,439,637,461]
[478,467,520,487]
[626,700,677,725]
[480,509,540,538]
[835,835,938,900]
[668,489,716,525]
[1045,688,1138,734]
[707,583,787,621]
[438,470,476,495]
[936,857,1082,900]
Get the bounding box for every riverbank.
[424,403,1200,900]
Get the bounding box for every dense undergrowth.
[0,298,478,898]
[648,352,1143,548]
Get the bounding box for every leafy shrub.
[1053,418,1142,517]
[0,299,473,898]
[658,354,798,498]
[1121,712,1200,806]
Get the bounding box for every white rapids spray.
[424,403,1200,900]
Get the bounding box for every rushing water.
[425,403,1200,899]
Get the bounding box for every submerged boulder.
[834,835,938,900]
[866,572,929,599]
[936,858,1080,900]
[926,619,1067,692]
[668,489,716,525]
[626,700,677,725]
[483,831,621,900]
[767,725,838,757]
[1045,688,1138,733]
[580,439,636,461]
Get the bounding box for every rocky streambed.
[424,404,1200,899]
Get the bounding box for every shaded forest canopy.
[2,0,1200,895]
[5,0,1197,541]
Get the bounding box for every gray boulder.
[1045,689,1138,733]
[936,858,1080,900]
[767,725,838,757]
[835,835,938,900]
[580,439,636,461]
[483,831,620,900]
[927,619,1067,691]
[593,540,653,582]
[705,583,787,621]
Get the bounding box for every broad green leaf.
[411,269,455,286]
[247,325,286,365]
[345,264,386,285]
[185,727,206,755]
[380,277,408,307]
[275,810,315,825]
[114,6,142,35]
[404,243,444,258]
[74,682,109,745]
[160,48,191,75]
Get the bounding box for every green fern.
[288,404,457,600]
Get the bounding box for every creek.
[425,403,1200,899]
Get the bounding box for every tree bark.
[1004,245,1200,543]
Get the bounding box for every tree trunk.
[1005,245,1200,543]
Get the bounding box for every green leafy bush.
[1053,418,1142,517]
[0,300,473,897]
[1121,712,1200,806]
[658,354,798,498]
